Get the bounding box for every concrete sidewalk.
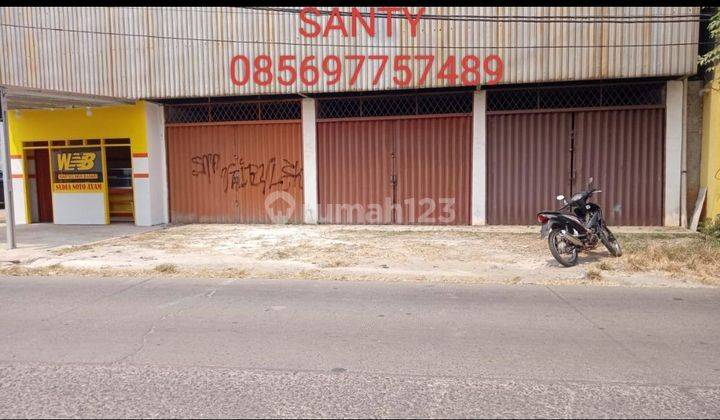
[0,222,161,262]
[0,223,712,288]
[0,221,692,260]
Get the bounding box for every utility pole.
[0,87,16,249]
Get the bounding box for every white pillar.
[1,91,17,247]
[10,156,27,225]
[301,98,318,224]
[471,90,487,225]
[1,117,27,226]
[133,101,168,226]
[665,81,683,227]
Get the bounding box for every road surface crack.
[113,285,222,364]
[545,285,639,359]
[48,277,155,320]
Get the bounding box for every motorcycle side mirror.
[556,195,565,201]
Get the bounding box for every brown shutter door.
[394,116,472,225]
[317,120,394,224]
[167,125,239,223]
[234,123,304,223]
[167,122,303,223]
[574,109,664,226]
[487,112,573,225]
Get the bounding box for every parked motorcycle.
[536,178,622,267]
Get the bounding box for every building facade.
[701,64,720,221]
[0,7,706,226]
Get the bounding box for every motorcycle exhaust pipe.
[560,232,584,246]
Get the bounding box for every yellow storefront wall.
[7,101,149,155]
[6,101,150,224]
[701,66,720,220]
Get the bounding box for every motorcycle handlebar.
[556,188,601,210]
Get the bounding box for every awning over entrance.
[2,86,131,110]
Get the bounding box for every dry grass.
[192,267,248,279]
[154,263,178,274]
[596,261,614,271]
[51,243,95,256]
[0,263,63,276]
[319,259,347,268]
[0,263,146,278]
[585,268,603,282]
[0,261,250,280]
[259,244,308,261]
[618,234,720,284]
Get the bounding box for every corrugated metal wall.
[487,112,573,225]
[395,116,471,225]
[167,121,303,223]
[317,115,471,225]
[317,120,394,224]
[574,108,664,226]
[487,107,665,226]
[0,7,700,99]
[168,125,238,223]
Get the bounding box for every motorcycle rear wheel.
[599,226,623,257]
[548,229,578,267]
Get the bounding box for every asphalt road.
[0,276,718,418]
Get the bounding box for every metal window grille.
[487,82,665,112]
[165,100,301,124]
[317,92,473,120]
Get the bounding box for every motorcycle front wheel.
[548,229,578,267]
[598,226,623,257]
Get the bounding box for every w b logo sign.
[56,152,96,171]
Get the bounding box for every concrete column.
[471,90,487,225]
[0,93,16,247]
[301,98,318,224]
[133,101,168,226]
[2,117,28,226]
[665,81,684,227]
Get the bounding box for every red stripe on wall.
[11,174,24,179]
[133,173,149,178]
[10,154,22,159]
[132,153,148,158]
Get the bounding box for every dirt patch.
[0,224,716,288]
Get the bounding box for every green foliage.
[699,215,720,241]
[699,10,720,69]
